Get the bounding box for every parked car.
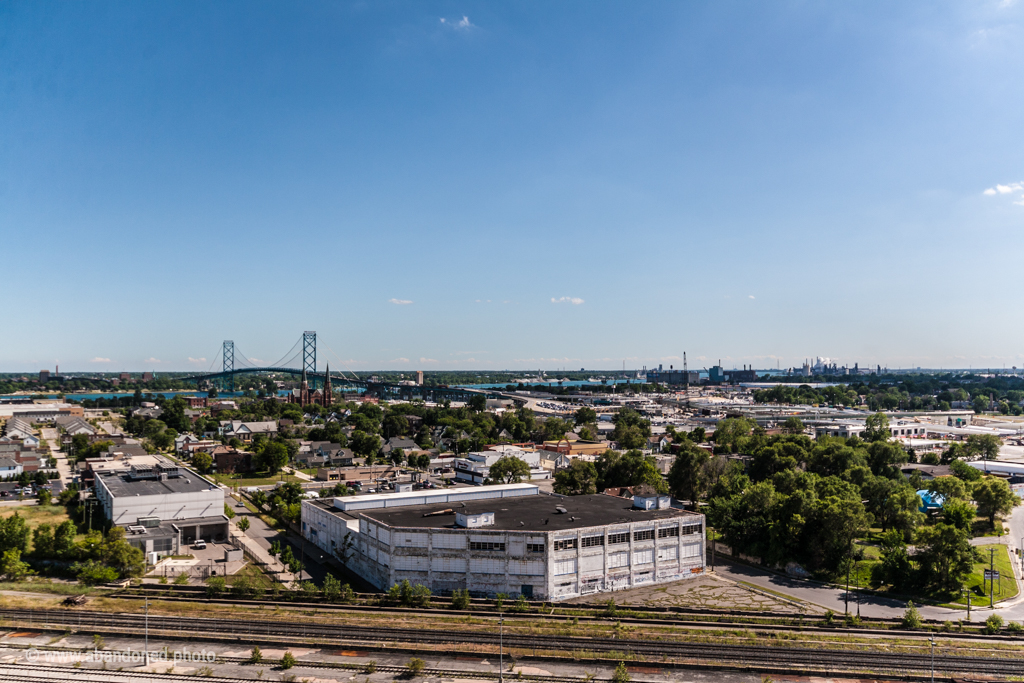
[193,540,207,550]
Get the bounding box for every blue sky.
[2,1,1023,373]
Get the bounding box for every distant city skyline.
[3,2,1023,372]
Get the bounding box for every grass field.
[0,504,75,554]
[210,472,302,488]
[0,504,72,530]
[948,543,1018,606]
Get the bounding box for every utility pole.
[499,613,504,683]
[145,597,149,666]
[845,537,852,614]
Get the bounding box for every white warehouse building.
[93,462,229,553]
[301,483,705,600]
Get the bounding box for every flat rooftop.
[359,494,701,532]
[98,471,218,497]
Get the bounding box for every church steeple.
[324,363,333,407]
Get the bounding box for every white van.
[193,540,207,550]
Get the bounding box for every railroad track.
[0,608,1021,677]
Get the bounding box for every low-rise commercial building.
[93,463,228,552]
[301,484,704,600]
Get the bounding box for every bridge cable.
[266,337,302,369]
[321,341,361,381]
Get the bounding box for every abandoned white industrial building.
[301,483,705,600]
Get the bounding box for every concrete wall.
[95,479,225,526]
[332,513,705,600]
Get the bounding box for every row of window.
[469,541,506,551]
[556,525,703,550]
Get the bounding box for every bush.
[612,662,631,683]
[280,652,296,669]
[603,598,617,617]
[73,560,118,586]
[206,576,226,597]
[511,594,530,613]
[173,572,189,585]
[1006,621,1024,633]
[901,601,922,630]
[985,614,1004,634]
[451,588,470,610]
[823,609,835,626]
[249,646,263,663]
[365,660,377,673]
[407,657,426,676]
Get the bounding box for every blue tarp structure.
[917,489,945,512]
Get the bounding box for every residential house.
[218,420,278,443]
[211,446,252,474]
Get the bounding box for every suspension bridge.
[180,331,486,401]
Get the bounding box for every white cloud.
[89,357,111,363]
[551,296,585,305]
[440,15,474,30]
[748,295,755,299]
[390,357,410,364]
[419,357,439,364]
[984,188,997,195]
[249,358,264,364]
[388,298,413,305]
[187,357,206,364]
[145,357,161,364]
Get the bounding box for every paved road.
[40,428,73,486]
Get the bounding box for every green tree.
[915,523,977,592]
[950,459,982,481]
[872,529,914,592]
[553,459,598,496]
[31,524,54,557]
[862,412,891,442]
[573,407,597,427]
[972,477,1017,528]
[236,517,250,532]
[486,456,532,484]
[965,434,1002,461]
[53,521,76,558]
[612,661,631,683]
[407,657,426,676]
[101,527,146,578]
[0,549,30,581]
[281,652,296,669]
[973,395,991,414]
[611,409,651,449]
[350,431,381,459]
[468,395,487,412]
[256,442,288,473]
[781,417,805,434]
[73,560,118,585]
[0,512,30,554]
[542,417,571,441]
[36,489,52,506]
[192,451,213,474]
[939,494,975,534]
[595,450,668,493]
[248,645,263,663]
[667,443,711,502]
[712,418,755,453]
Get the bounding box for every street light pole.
[929,636,935,683]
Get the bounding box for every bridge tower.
[303,331,317,389]
[223,340,235,392]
